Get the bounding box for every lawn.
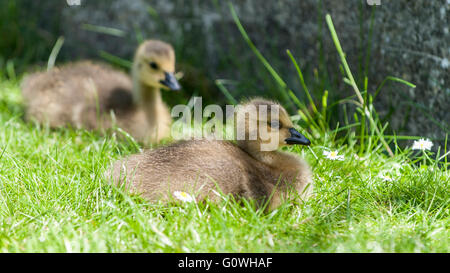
[0,76,448,253]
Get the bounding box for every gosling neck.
[238,140,301,173]
[134,81,162,128]
[237,140,281,167]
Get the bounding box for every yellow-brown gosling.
[21,40,181,144]
[107,98,313,210]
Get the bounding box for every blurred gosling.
[21,40,181,144]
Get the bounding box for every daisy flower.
[323,150,344,161]
[412,139,433,151]
[173,191,195,203]
[378,173,393,182]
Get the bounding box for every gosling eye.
[149,62,159,70]
[269,120,281,129]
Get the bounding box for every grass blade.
[47,36,65,71]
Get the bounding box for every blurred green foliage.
[0,0,63,75]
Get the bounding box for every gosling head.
[133,40,181,91]
[235,98,310,152]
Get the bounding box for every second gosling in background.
[21,40,181,144]
[108,98,313,210]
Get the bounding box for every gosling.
[21,40,181,144]
[107,98,313,210]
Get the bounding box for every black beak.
[285,128,311,145]
[160,72,181,91]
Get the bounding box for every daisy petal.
[323,150,344,161]
[173,191,195,203]
[412,138,433,151]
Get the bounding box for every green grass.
[0,77,448,252]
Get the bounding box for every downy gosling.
[21,40,181,144]
[108,98,313,210]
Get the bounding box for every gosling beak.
[285,128,311,145]
[160,72,181,91]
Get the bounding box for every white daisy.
[378,173,393,182]
[412,138,433,151]
[173,191,195,203]
[323,150,344,161]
